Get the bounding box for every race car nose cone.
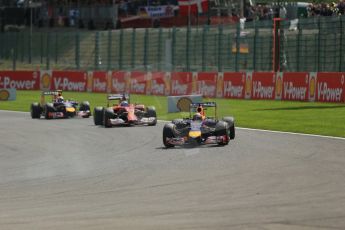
[66,107,76,113]
[189,130,201,138]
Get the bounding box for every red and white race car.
[93,94,157,127]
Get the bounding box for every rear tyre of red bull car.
[79,101,91,118]
[30,102,42,119]
[93,107,104,125]
[215,121,230,146]
[163,123,175,148]
[222,116,235,140]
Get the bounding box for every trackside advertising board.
[108,71,130,93]
[279,72,310,101]
[130,71,147,94]
[316,72,344,103]
[250,72,276,100]
[148,72,169,96]
[218,72,246,99]
[0,88,16,101]
[170,72,193,96]
[1,71,344,103]
[194,72,217,98]
[51,71,87,92]
[88,71,107,93]
[0,71,39,90]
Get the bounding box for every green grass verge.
[1,90,345,138]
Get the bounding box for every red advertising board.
[149,72,166,96]
[130,71,147,95]
[170,72,193,96]
[91,71,107,93]
[251,72,276,100]
[2,70,345,103]
[195,72,217,98]
[280,72,309,101]
[52,71,87,92]
[316,72,344,103]
[109,71,130,93]
[0,71,39,90]
[219,72,245,99]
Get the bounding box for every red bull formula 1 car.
[93,94,157,127]
[163,102,235,148]
[30,90,91,119]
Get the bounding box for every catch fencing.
[0,15,344,72]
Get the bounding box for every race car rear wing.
[107,93,129,100]
[40,90,61,104]
[41,91,59,96]
[107,93,130,107]
[189,102,217,119]
[190,102,217,108]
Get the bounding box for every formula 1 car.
[163,102,235,148]
[30,90,91,119]
[93,93,157,127]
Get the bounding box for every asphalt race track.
[1,110,345,230]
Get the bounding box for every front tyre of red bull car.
[163,123,176,148]
[78,101,91,118]
[145,106,157,126]
[30,102,42,119]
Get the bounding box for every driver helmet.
[120,100,129,107]
[56,97,64,103]
[192,112,203,121]
[56,91,64,102]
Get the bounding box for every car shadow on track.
[156,145,227,150]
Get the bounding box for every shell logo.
[177,97,192,112]
[309,75,316,98]
[275,75,283,97]
[0,89,10,100]
[41,73,51,89]
[245,74,252,96]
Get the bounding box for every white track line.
[236,127,345,141]
[1,110,344,141]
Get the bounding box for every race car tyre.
[215,121,229,146]
[146,106,157,126]
[30,103,42,119]
[44,103,55,119]
[93,107,104,125]
[223,116,235,140]
[104,108,115,128]
[79,101,90,111]
[163,123,175,148]
[229,124,235,140]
